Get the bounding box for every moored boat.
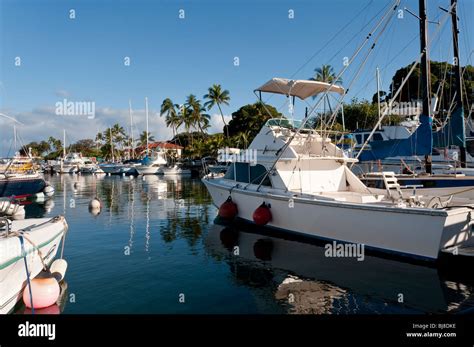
[0,215,68,314]
[203,78,474,261]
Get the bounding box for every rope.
[433,185,474,198]
[6,229,48,270]
[19,236,35,314]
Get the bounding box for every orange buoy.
[252,202,272,225]
[24,304,60,315]
[218,196,238,220]
[23,272,60,310]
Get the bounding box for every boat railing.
[0,217,11,237]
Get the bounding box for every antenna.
[145,97,149,156]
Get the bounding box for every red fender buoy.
[218,196,238,220]
[252,202,272,226]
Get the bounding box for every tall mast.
[376,67,381,130]
[129,100,134,159]
[63,129,66,159]
[451,0,466,167]
[145,97,149,156]
[419,0,432,174]
[110,127,114,162]
[13,125,17,154]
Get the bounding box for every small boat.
[0,215,68,314]
[161,164,191,176]
[0,158,53,199]
[52,153,84,174]
[80,159,104,174]
[135,151,167,175]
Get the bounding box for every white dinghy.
[203,78,474,261]
[0,215,68,313]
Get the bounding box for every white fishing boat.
[80,158,104,174]
[135,151,167,175]
[0,215,68,314]
[52,130,84,174]
[161,164,191,176]
[203,78,474,261]
[52,152,84,174]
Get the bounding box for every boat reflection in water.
[205,224,474,314]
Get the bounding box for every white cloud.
[208,113,231,134]
[55,90,70,98]
[0,105,233,156]
[0,105,174,156]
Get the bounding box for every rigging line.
[325,0,394,69]
[255,0,402,192]
[325,5,398,134]
[352,2,456,166]
[288,0,401,134]
[262,0,388,106]
[290,0,376,79]
[351,33,419,100]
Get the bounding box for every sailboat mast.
[63,129,66,158]
[13,125,17,154]
[451,0,466,167]
[129,100,134,159]
[145,97,149,156]
[376,67,381,130]
[110,127,114,162]
[419,0,432,174]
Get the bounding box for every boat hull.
[135,165,163,175]
[161,168,191,176]
[0,176,47,198]
[52,164,79,174]
[203,179,473,261]
[0,216,68,314]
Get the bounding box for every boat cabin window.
[355,133,382,144]
[265,118,311,131]
[224,163,272,186]
[372,133,383,141]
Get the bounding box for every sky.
[0,0,473,156]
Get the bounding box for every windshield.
[265,118,310,130]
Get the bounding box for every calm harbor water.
[20,174,474,314]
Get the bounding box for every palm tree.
[234,131,250,149]
[310,65,343,124]
[204,84,231,138]
[160,98,181,137]
[47,136,62,154]
[138,131,155,148]
[311,64,342,85]
[186,94,201,132]
[95,132,104,148]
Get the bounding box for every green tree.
[204,84,231,138]
[311,64,342,85]
[138,131,155,148]
[226,102,282,145]
[160,98,181,138]
[186,94,210,134]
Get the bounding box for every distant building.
[136,142,184,158]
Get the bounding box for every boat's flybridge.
[217,77,381,203]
